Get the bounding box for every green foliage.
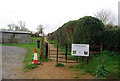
[100,50,118,59]
[95,65,111,78]
[55,63,64,67]
[103,29,120,51]
[63,20,77,44]
[31,33,39,37]
[47,16,120,51]
[47,20,77,44]
[73,16,105,45]
[69,50,119,79]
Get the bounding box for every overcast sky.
[0,0,119,34]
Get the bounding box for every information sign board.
[71,44,89,56]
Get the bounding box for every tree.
[18,21,29,31]
[14,26,20,31]
[73,16,105,45]
[7,24,18,31]
[94,9,115,25]
[0,28,7,30]
[7,21,30,31]
[37,24,44,33]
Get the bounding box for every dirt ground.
[23,43,96,79]
[2,44,97,79]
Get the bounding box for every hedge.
[103,28,120,51]
[73,16,105,45]
[47,16,120,51]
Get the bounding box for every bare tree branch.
[94,9,115,25]
[18,20,26,31]
[7,21,30,31]
[7,24,18,31]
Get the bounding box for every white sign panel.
[71,44,89,56]
[39,33,44,36]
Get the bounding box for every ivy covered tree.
[48,20,77,44]
[73,16,105,45]
[63,20,77,44]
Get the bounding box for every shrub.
[73,16,105,45]
[103,28,120,51]
[95,65,111,78]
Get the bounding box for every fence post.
[82,56,84,62]
[77,56,79,63]
[65,44,68,63]
[87,57,89,65]
[56,44,58,63]
[45,43,48,59]
[100,44,103,52]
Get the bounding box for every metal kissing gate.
[45,42,103,64]
[45,43,78,63]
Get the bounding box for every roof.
[0,30,31,34]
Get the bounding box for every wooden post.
[100,44,103,52]
[101,56,104,69]
[100,44,104,69]
[40,35,44,59]
[86,57,89,65]
[82,56,84,62]
[56,44,58,63]
[77,56,79,63]
[65,44,67,63]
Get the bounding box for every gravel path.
[1,46,27,79]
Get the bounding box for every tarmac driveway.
[1,46,27,79]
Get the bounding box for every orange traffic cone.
[32,48,40,64]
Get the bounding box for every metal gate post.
[45,43,48,59]
[65,44,67,63]
[48,43,50,58]
[56,44,58,63]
